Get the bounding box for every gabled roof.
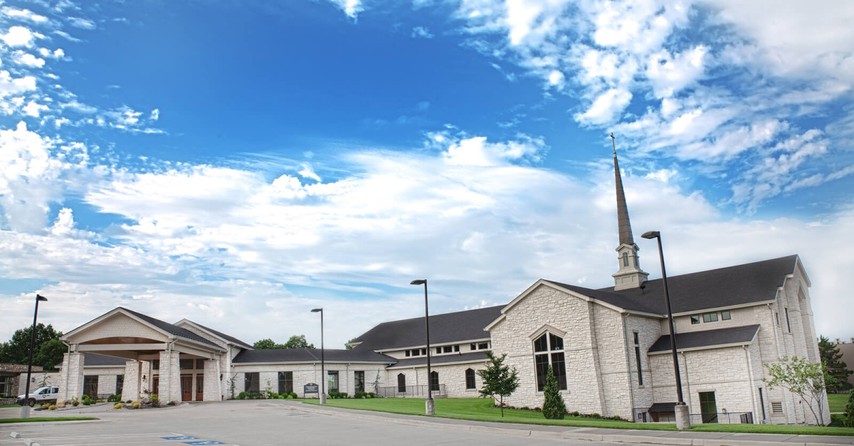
[605,255,800,314]
[388,351,489,369]
[232,348,395,364]
[118,307,224,350]
[350,306,503,352]
[543,255,799,316]
[176,319,253,350]
[649,324,760,353]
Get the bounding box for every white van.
[16,386,59,406]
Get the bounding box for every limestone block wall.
[389,362,487,398]
[57,353,84,401]
[232,363,389,398]
[122,361,140,401]
[650,345,757,423]
[158,351,181,403]
[490,284,631,417]
[623,315,661,420]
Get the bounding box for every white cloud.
[0,70,37,97]
[575,88,632,125]
[411,26,433,39]
[67,17,96,30]
[22,99,47,117]
[1,7,50,24]
[2,26,36,47]
[442,135,544,166]
[327,0,363,20]
[149,108,160,121]
[14,51,45,67]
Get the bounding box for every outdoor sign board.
[304,383,319,394]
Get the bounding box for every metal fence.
[634,408,754,425]
[376,384,446,398]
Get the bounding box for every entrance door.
[181,375,193,401]
[195,374,204,401]
[699,391,718,423]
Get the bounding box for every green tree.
[252,338,284,349]
[253,335,314,350]
[818,336,853,392]
[843,390,854,427]
[476,351,520,417]
[542,365,567,420]
[0,323,65,370]
[283,335,314,349]
[765,356,828,425]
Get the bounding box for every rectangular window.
[0,376,11,397]
[405,350,410,357]
[690,315,700,325]
[328,371,339,393]
[152,360,160,370]
[196,359,206,370]
[436,347,442,354]
[421,348,427,356]
[478,342,489,350]
[83,375,99,398]
[179,359,194,370]
[703,312,718,323]
[551,352,567,390]
[116,374,124,396]
[454,345,460,352]
[775,312,780,325]
[721,311,731,320]
[354,371,365,393]
[244,372,260,394]
[278,371,293,395]
[633,332,643,386]
[784,308,791,333]
[465,369,476,390]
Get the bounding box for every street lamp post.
[310,308,326,405]
[641,231,689,430]
[410,279,434,416]
[20,294,48,419]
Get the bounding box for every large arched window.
[397,373,406,393]
[534,332,567,391]
[430,371,439,391]
[465,368,476,390]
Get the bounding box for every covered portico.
[59,307,226,403]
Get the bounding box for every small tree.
[765,356,828,425]
[542,365,567,419]
[477,351,519,417]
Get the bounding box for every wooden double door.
[180,374,204,401]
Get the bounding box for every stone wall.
[232,362,389,398]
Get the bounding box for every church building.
[51,147,828,425]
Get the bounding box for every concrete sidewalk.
[295,402,854,446]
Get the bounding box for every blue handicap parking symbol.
[162,436,198,440]
[183,442,224,445]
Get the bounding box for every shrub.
[150,395,160,408]
[289,392,297,399]
[354,391,367,399]
[48,405,56,410]
[237,391,247,400]
[844,389,854,427]
[113,403,123,409]
[131,401,141,409]
[107,394,121,403]
[542,365,567,420]
[71,397,79,407]
[41,403,50,409]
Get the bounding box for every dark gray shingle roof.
[548,255,798,315]
[350,306,503,352]
[183,320,253,350]
[388,351,489,369]
[83,353,127,366]
[649,324,760,353]
[232,348,395,364]
[120,307,223,350]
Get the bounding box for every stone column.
[675,403,691,430]
[122,360,140,402]
[158,350,181,403]
[57,352,84,402]
[203,358,222,401]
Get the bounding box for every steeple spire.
[610,133,648,291]
[612,133,635,247]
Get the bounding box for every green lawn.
[305,398,854,436]
[829,393,850,413]
[0,417,98,424]
[0,404,20,408]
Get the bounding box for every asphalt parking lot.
[0,400,609,446]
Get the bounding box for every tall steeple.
[610,133,648,291]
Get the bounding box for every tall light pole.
[641,231,689,430]
[311,308,326,405]
[20,294,48,419]
[410,279,434,416]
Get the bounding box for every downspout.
[744,345,758,424]
[621,313,637,420]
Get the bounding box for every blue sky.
[1,0,853,348]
